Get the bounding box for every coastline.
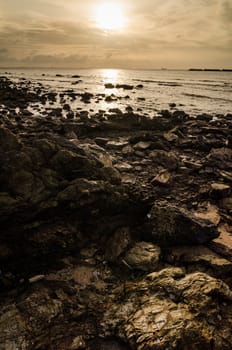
[0,75,232,349]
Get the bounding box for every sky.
[0,0,231,69]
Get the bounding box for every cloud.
[0,0,231,68]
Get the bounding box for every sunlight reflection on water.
[100,69,121,84]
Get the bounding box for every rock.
[0,127,21,151]
[105,227,131,262]
[193,204,220,226]
[29,275,45,284]
[149,150,178,170]
[151,169,171,186]
[102,268,232,350]
[125,106,133,113]
[122,145,134,155]
[105,94,117,102]
[145,201,219,246]
[169,103,176,108]
[70,336,86,349]
[211,183,231,199]
[220,197,232,211]
[206,148,232,170]
[105,83,115,89]
[106,140,129,150]
[123,241,161,271]
[121,173,137,185]
[116,84,134,90]
[134,141,151,151]
[209,223,232,261]
[164,245,232,277]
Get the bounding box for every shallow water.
[1,68,232,117]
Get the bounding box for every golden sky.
[0,0,231,69]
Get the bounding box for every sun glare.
[95,2,125,31]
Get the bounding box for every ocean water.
[1,68,232,117]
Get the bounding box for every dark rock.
[116,84,134,90]
[210,183,231,199]
[145,201,219,246]
[206,148,232,170]
[105,227,131,262]
[0,127,21,151]
[105,83,115,89]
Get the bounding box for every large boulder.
[144,201,219,246]
[102,268,232,350]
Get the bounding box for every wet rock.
[103,268,232,350]
[169,103,176,108]
[105,94,117,102]
[63,103,71,111]
[116,84,134,90]
[145,201,219,246]
[123,241,161,271]
[105,83,115,89]
[125,106,133,113]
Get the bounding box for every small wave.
[183,93,232,102]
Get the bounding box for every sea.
[1,68,232,117]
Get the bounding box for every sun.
[95,2,125,31]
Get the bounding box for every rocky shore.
[0,75,232,349]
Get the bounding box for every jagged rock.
[164,245,232,277]
[145,201,219,246]
[123,241,161,271]
[102,268,232,350]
